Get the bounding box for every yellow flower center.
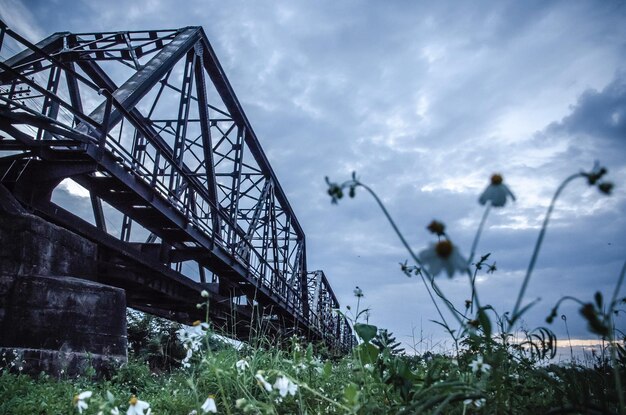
[73,395,79,405]
[129,395,138,406]
[490,174,503,185]
[208,394,215,399]
[192,320,202,326]
[435,240,453,259]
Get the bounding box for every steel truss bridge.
[0,22,354,351]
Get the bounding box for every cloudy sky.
[2,0,625,355]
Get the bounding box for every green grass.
[1,330,624,414]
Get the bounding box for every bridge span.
[0,22,354,351]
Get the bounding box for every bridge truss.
[0,22,354,351]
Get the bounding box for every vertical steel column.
[169,49,195,196]
[227,125,244,248]
[65,62,84,125]
[268,187,281,295]
[193,43,220,233]
[91,193,108,233]
[37,66,61,140]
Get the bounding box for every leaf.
[594,291,603,309]
[477,308,492,339]
[355,342,380,365]
[323,360,332,378]
[343,383,360,407]
[354,323,378,343]
[580,303,609,337]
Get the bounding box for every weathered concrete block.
[0,274,127,377]
[0,185,97,279]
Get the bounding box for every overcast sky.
[2,0,625,354]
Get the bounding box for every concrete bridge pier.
[0,274,127,377]
[0,185,127,377]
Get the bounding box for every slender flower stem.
[356,182,464,327]
[562,315,574,361]
[468,204,492,266]
[468,204,491,314]
[215,369,234,415]
[610,261,626,312]
[610,261,626,414]
[511,173,583,326]
[551,295,586,310]
[429,275,468,321]
[467,267,482,315]
[610,341,625,415]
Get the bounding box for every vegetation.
[1,163,624,414]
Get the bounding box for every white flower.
[479,174,515,207]
[469,355,491,374]
[255,373,272,392]
[353,286,364,297]
[464,398,486,408]
[126,395,150,415]
[201,395,218,413]
[547,371,560,381]
[235,359,249,372]
[188,320,210,337]
[181,347,194,368]
[177,320,210,367]
[273,375,298,397]
[200,290,209,298]
[73,391,92,414]
[418,240,468,278]
[294,362,307,373]
[111,408,120,415]
[177,321,209,344]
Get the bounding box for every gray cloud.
[547,72,626,142]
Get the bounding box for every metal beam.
[85,27,200,132]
